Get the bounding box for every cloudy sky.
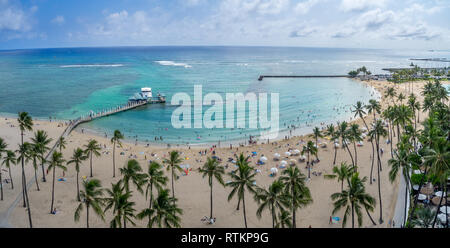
[0,0,449,50]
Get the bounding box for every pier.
[258,75,349,81]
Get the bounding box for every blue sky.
[0,0,449,50]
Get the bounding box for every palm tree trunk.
[0,170,3,201]
[271,203,275,228]
[41,160,46,182]
[353,142,358,169]
[86,204,90,228]
[149,182,153,209]
[9,167,14,189]
[34,168,40,191]
[333,146,337,165]
[351,203,354,228]
[90,153,93,177]
[376,137,383,224]
[365,207,376,226]
[344,143,355,167]
[307,153,310,179]
[370,140,375,185]
[389,122,394,158]
[76,171,80,201]
[171,167,175,204]
[21,131,33,228]
[292,188,296,228]
[210,179,213,219]
[113,141,116,178]
[242,193,247,228]
[50,167,56,213]
[403,182,408,227]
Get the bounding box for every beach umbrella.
[280,160,287,166]
[292,149,300,155]
[420,185,434,195]
[417,194,427,201]
[299,155,306,161]
[270,167,278,174]
[273,153,280,160]
[413,185,419,191]
[334,143,340,148]
[289,159,296,165]
[440,206,450,214]
[413,170,422,175]
[285,151,291,157]
[260,156,268,162]
[435,191,444,197]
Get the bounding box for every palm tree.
[348,124,362,168]
[324,124,339,165]
[104,181,136,228]
[279,166,312,228]
[301,141,317,179]
[366,99,381,121]
[199,157,225,221]
[312,127,323,159]
[397,93,405,104]
[337,121,355,167]
[226,153,257,228]
[369,119,387,224]
[385,87,397,101]
[57,136,67,153]
[353,101,376,169]
[120,159,146,193]
[144,161,168,209]
[84,139,101,177]
[137,189,183,228]
[29,144,41,191]
[255,179,291,228]
[48,151,66,213]
[388,148,419,227]
[17,112,33,227]
[67,148,88,201]
[110,130,124,178]
[393,105,414,144]
[331,173,376,228]
[31,130,52,182]
[2,150,16,189]
[0,138,7,200]
[74,178,105,228]
[163,151,183,201]
[411,207,435,228]
[324,162,355,191]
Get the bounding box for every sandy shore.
[0,79,443,228]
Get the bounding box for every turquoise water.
[0,47,449,144]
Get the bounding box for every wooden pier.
[258,75,349,81]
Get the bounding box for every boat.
[128,87,166,104]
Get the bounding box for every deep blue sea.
[0,46,449,144]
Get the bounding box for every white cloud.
[295,0,320,14]
[339,0,386,12]
[51,16,65,25]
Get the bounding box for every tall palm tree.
[301,141,317,179]
[17,112,33,227]
[29,144,42,191]
[366,99,381,121]
[163,151,183,201]
[137,189,183,228]
[393,105,413,144]
[331,173,376,228]
[312,127,323,159]
[397,93,405,104]
[31,130,52,182]
[57,136,67,153]
[104,181,136,228]
[48,151,66,213]
[324,124,339,165]
[423,138,450,227]
[353,101,375,166]
[385,87,397,102]
[67,148,88,201]
[348,124,362,168]
[337,121,355,167]
[227,153,257,228]
[279,166,312,228]
[324,162,355,191]
[388,148,419,227]
[255,179,291,228]
[84,139,101,177]
[275,209,292,228]
[199,157,225,221]
[369,119,387,224]
[120,159,146,194]
[0,138,7,200]
[2,150,16,189]
[74,179,105,228]
[110,130,124,178]
[144,161,168,209]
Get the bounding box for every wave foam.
[155,61,192,68]
[60,64,124,68]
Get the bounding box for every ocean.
[0,46,448,145]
